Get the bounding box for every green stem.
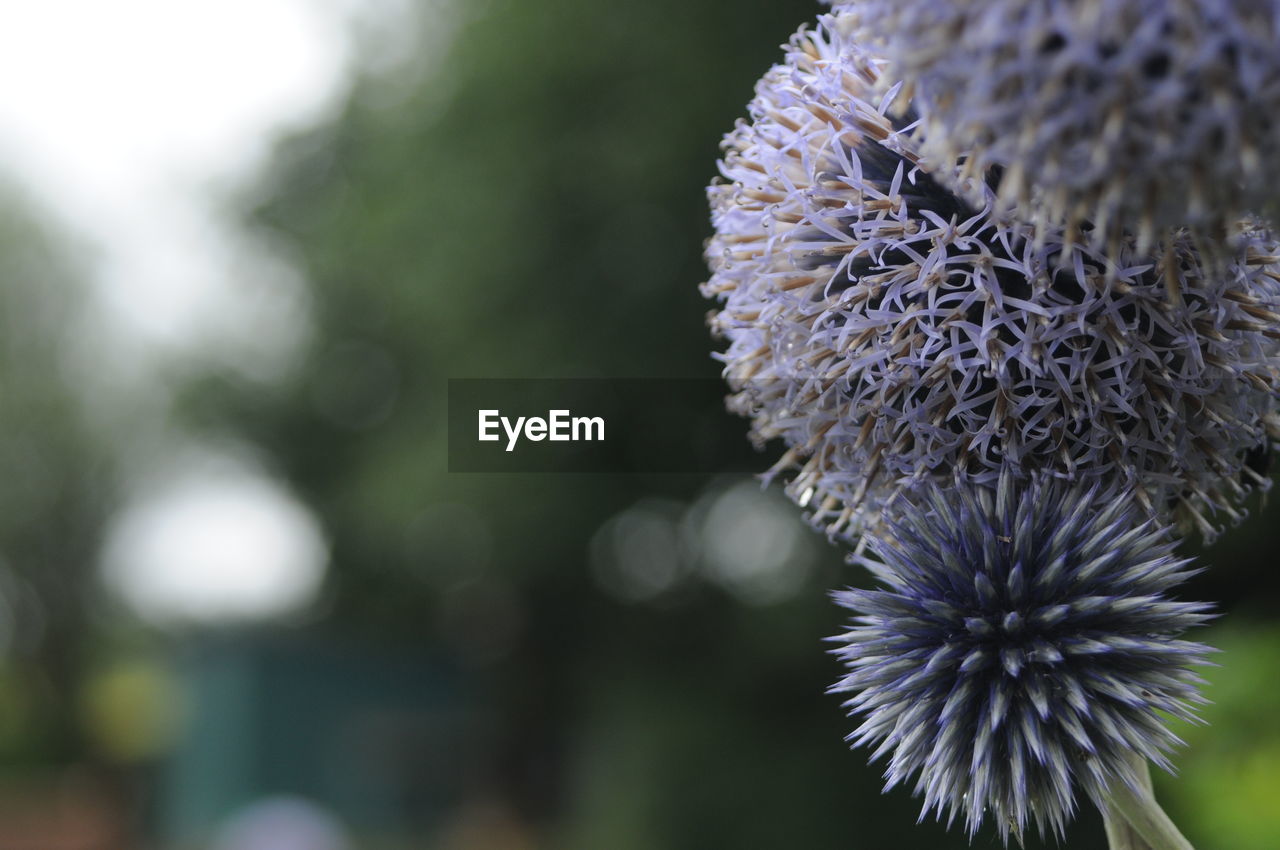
[1102,759,1152,850]
[1103,810,1150,850]
[1102,755,1195,850]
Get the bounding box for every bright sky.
[101,451,330,625]
[0,1,359,362]
[0,1,372,623]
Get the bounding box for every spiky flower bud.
[830,472,1213,843]
[842,0,1280,248]
[702,13,1280,539]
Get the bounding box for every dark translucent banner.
[447,379,765,473]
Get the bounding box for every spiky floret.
[702,13,1280,540]
[841,0,1280,250]
[829,472,1213,843]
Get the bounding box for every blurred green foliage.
[0,185,115,765]
[1162,623,1280,850]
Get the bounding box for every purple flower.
[842,0,1280,249]
[703,13,1280,540]
[830,471,1213,843]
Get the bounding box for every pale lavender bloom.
[703,13,1280,540]
[842,0,1280,249]
[830,471,1213,843]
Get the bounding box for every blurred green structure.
[159,636,463,848]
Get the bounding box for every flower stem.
[1103,810,1150,850]
[1102,767,1150,850]
[1102,755,1195,850]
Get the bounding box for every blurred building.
[158,634,465,849]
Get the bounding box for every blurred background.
[0,2,1276,848]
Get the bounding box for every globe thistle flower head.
[703,12,1280,540]
[843,0,1280,250]
[830,472,1214,843]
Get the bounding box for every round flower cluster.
[703,13,1280,540]
[839,0,1280,249]
[831,472,1213,843]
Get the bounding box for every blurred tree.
[0,183,116,763]
[199,0,839,651]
